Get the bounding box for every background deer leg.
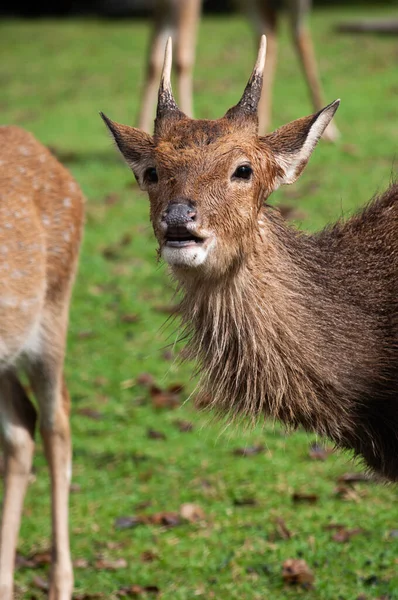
[29,353,73,600]
[0,373,37,600]
[289,0,339,141]
[175,0,201,118]
[137,6,174,132]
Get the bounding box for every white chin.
[162,241,213,268]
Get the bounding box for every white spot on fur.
[19,145,30,156]
[63,197,72,208]
[42,214,51,226]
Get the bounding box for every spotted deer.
[103,36,398,482]
[138,0,339,141]
[0,126,84,600]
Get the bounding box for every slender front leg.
[289,0,339,141]
[0,374,37,600]
[175,0,201,118]
[137,2,175,132]
[30,366,73,600]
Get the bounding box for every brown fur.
[103,65,398,481]
[0,125,84,600]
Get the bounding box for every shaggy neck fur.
[177,184,398,481]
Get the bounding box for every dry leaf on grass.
[173,419,193,432]
[331,527,365,543]
[153,304,179,315]
[150,384,184,409]
[180,503,206,523]
[94,558,127,570]
[292,492,319,504]
[282,559,314,587]
[116,585,160,597]
[16,550,52,569]
[32,575,49,591]
[274,517,292,540]
[337,472,372,484]
[233,444,265,457]
[120,313,140,324]
[140,550,158,563]
[308,442,333,461]
[76,407,102,421]
[136,373,155,386]
[147,429,167,440]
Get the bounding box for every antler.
[225,35,267,121]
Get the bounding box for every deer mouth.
[165,225,205,248]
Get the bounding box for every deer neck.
[176,211,379,442]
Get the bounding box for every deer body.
[0,126,84,600]
[138,0,339,141]
[103,37,397,481]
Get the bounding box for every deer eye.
[144,167,158,184]
[232,164,253,181]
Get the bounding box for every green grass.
[1,6,398,599]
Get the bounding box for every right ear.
[100,113,154,189]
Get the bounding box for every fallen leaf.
[32,575,49,591]
[233,497,257,507]
[180,503,206,523]
[120,313,139,324]
[77,330,96,340]
[274,517,292,540]
[76,408,102,421]
[334,484,361,501]
[173,419,193,432]
[15,550,52,569]
[282,559,314,587]
[70,483,81,493]
[150,511,182,527]
[116,585,160,597]
[308,442,332,461]
[147,429,167,440]
[153,304,179,315]
[74,594,104,600]
[140,550,158,563]
[338,472,372,484]
[331,527,365,543]
[136,373,155,386]
[94,558,127,570]
[162,349,174,361]
[104,192,120,206]
[233,444,265,456]
[150,384,182,409]
[114,516,142,530]
[292,492,319,504]
[73,558,89,569]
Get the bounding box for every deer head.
[101,36,339,279]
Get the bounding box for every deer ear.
[100,113,154,187]
[261,100,340,186]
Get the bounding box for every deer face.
[102,37,339,277]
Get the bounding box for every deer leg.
[289,0,339,141]
[0,373,37,600]
[29,361,73,600]
[175,0,201,118]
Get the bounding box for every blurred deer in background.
[103,37,398,482]
[138,0,339,141]
[0,126,84,600]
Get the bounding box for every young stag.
[0,126,84,600]
[102,37,398,482]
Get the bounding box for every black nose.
[162,201,196,226]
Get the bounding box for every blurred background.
[2,1,398,598]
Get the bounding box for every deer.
[102,36,398,482]
[0,126,84,600]
[137,0,339,142]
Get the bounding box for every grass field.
[1,5,398,599]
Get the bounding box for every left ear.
[260,100,340,186]
[100,113,154,187]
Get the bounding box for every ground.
[1,5,398,599]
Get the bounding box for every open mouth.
[165,225,205,248]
